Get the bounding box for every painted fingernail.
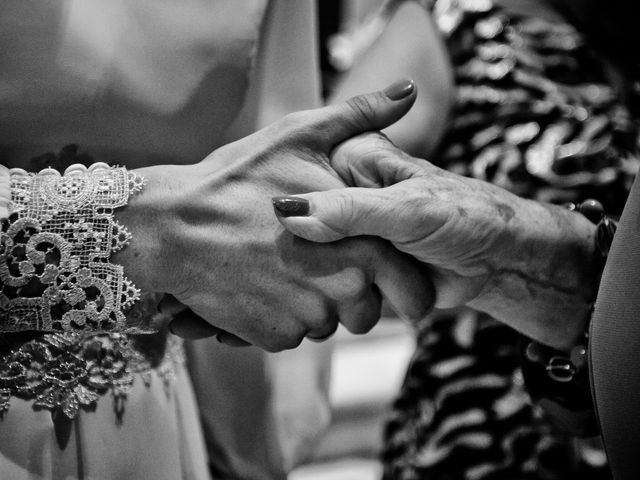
[272,196,310,217]
[383,79,415,101]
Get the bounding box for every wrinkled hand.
[274,133,598,349]
[116,83,434,351]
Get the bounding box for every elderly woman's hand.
[114,82,433,352]
[274,132,599,350]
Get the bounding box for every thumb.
[307,79,417,149]
[273,187,402,243]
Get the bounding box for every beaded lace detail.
[0,163,185,421]
[0,328,185,420]
[0,164,145,334]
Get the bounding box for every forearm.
[469,199,598,350]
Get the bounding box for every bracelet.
[520,199,617,435]
[0,163,146,334]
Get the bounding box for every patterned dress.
[382,1,640,479]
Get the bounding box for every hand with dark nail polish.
[274,131,598,351]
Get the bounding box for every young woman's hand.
[115,82,434,351]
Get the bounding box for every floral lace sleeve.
[0,163,147,334]
[0,165,10,220]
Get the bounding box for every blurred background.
[288,319,415,480]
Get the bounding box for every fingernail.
[272,196,310,217]
[383,79,415,101]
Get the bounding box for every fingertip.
[276,215,345,243]
[272,196,310,218]
[405,282,436,324]
[168,314,222,340]
[338,287,382,335]
[342,319,376,335]
[273,193,348,242]
[383,78,416,101]
[386,291,434,325]
[405,264,436,323]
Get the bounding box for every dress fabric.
[382,1,640,479]
[590,174,640,480]
[0,1,269,478]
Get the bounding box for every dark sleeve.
[589,175,640,477]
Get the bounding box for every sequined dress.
[382,1,640,479]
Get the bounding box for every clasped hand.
[115,82,433,351]
[275,131,599,350]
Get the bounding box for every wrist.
[469,199,598,350]
[112,164,188,293]
[517,199,616,435]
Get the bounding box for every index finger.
[372,240,435,323]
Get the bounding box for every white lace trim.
[0,163,146,333]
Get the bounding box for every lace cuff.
[0,163,146,334]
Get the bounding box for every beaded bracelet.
[520,199,617,436]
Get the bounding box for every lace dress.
[382,1,640,479]
[0,1,271,478]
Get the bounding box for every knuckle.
[335,133,398,173]
[368,131,391,143]
[331,191,366,235]
[278,111,314,138]
[337,192,357,223]
[279,111,303,128]
[265,332,304,352]
[307,318,339,342]
[345,95,378,126]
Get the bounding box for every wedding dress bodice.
[0,0,270,421]
[0,0,269,168]
[0,3,270,478]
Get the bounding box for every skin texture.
[275,132,599,351]
[112,86,434,352]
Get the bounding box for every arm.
[223,0,322,140]
[328,1,454,159]
[0,88,433,344]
